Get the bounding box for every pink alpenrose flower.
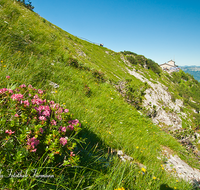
[27,137,39,152]
[70,151,75,157]
[38,89,43,94]
[11,94,23,101]
[8,89,13,94]
[59,126,66,132]
[20,84,26,88]
[67,124,74,131]
[14,113,19,117]
[0,88,8,94]
[64,109,69,113]
[5,129,15,135]
[39,116,46,121]
[30,149,37,152]
[6,76,10,79]
[23,100,30,106]
[28,84,33,88]
[60,137,68,146]
[40,128,44,134]
[51,120,57,126]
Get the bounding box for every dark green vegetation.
[17,0,34,10]
[164,69,200,130]
[0,0,200,189]
[121,51,161,75]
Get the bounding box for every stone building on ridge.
[160,60,179,72]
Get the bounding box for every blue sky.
[31,0,200,66]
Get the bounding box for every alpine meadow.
[1,0,200,189]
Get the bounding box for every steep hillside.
[1,0,200,189]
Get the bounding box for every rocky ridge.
[115,65,200,184]
[127,68,183,130]
[115,148,200,186]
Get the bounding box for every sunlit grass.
[0,0,199,189]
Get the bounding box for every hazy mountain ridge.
[180,66,200,81]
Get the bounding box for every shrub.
[127,56,137,65]
[146,59,161,75]
[125,81,148,109]
[17,0,34,11]
[84,84,92,97]
[171,72,181,83]
[92,69,106,82]
[135,55,145,66]
[121,51,137,56]
[0,84,81,172]
[188,101,200,113]
[67,57,79,68]
[180,71,189,81]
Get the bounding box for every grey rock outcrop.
[127,68,183,130]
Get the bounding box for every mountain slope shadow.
[160,184,174,190]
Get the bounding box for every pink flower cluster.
[59,119,81,132]
[15,113,19,117]
[56,107,63,114]
[27,137,40,152]
[35,105,51,116]
[67,124,74,131]
[50,103,60,110]
[64,109,69,113]
[5,129,15,135]
[0,88,12,94]
[8,89,13,93]
[38,89,43,94]
[68,119,80,126]
[40,128,44,134]
[56,115,62,121]
[60,137,68,146]
[59,126,66,132]
[11,94,23,101]
[50,100,55,105]
[51,119,57,126]
[28,84,33,89]
[50,102,64,121]
[31,98,44,105]
[20,84,26,88]
[70,151,75,157]
[20,100,30,106]
[68,119,81,130]
[6,76,10,79]
[0,88,8,94]
[39,116,46,121]
[34,105,51,122]
[1,84,82,160]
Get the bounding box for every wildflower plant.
[0,84,81,171]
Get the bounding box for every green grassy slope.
[0,0,200,189]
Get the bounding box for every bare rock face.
[114,149,146,168]
[49,81,59,88]
[160,147,200,187]
[127,68,184,131]
[117,150,133,162]
[165,154,200,182]
[152,109,182,130]
[126,68,200,155]
[77,50,86,57]
[115,81,127,97]
[120,55,132,67]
